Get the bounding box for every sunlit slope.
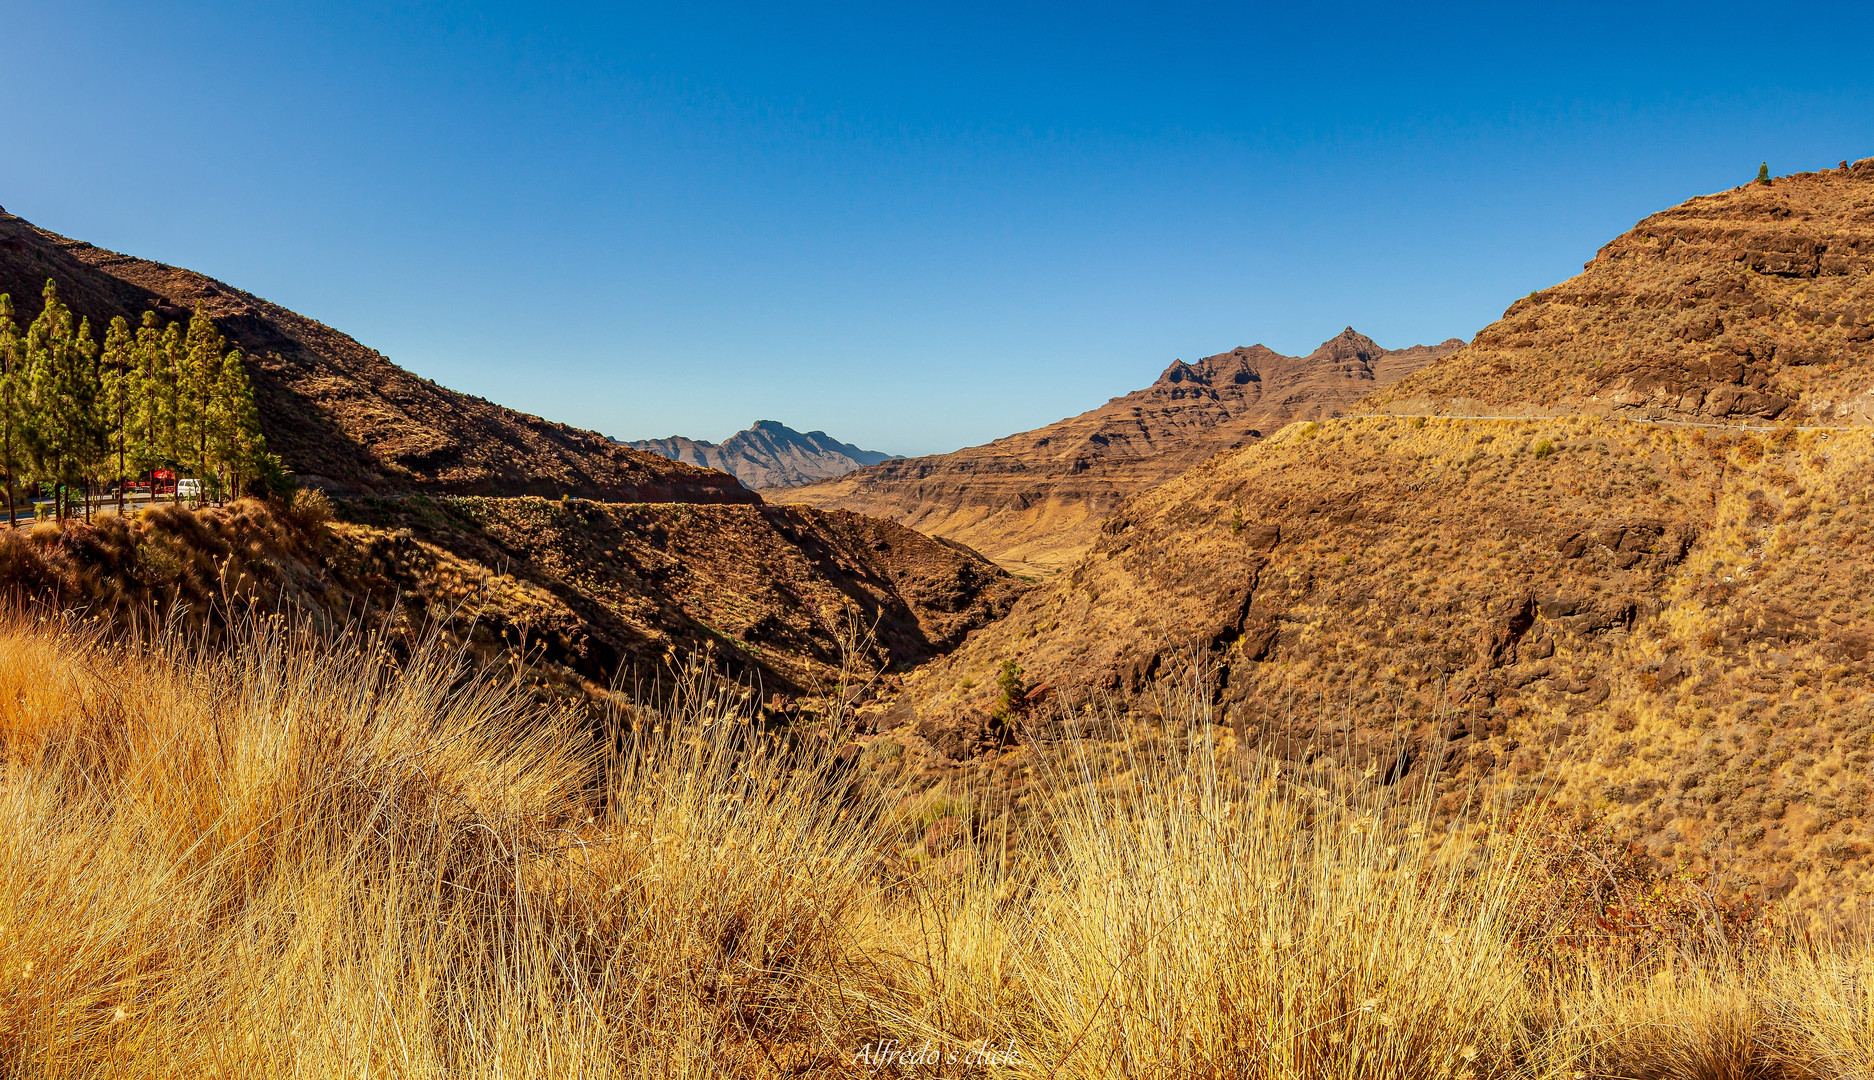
[910,414,1874,908]
[1367,160,1874,423]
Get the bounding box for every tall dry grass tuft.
[5,619,1874,1077]
[0,612,890,1076]
[858,722,1542,1079]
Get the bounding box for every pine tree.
[210,349,265,498]
[102,316,133,513]
[181,307,222,501]
[1757,162,1771,186]
[161,320,185,502]
[0,295,19,527]
[68,316,103,522]
[22,281,72,518]
[131,311,167,491]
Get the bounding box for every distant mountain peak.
[1146,330,1439,394]
[623,421,897,489]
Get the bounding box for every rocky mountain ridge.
[789,329,1461,574]
[1366,160,1874,424]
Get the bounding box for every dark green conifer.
[1757,162,1771,186]
[103,316,133,513]
[131,312,166,490]
[160,320,185,502]
[182,307,224,498]
[68,316,103,522]
[23,280,71,517]
[0,295,19,527]
[210,349,266,498]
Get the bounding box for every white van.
[177,478,203,502]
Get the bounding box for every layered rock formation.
[1367,160,1874,423]
[625,420,896,489]
[0,208,752,504]
[789,329,1461,574]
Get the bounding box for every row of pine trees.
[0,279,278,524]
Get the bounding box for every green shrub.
[992,659,1026,721]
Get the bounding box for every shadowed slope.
[0,492,1022,702]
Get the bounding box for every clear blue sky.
[4,3,1871,455]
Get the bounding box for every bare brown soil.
[889,411,1873,913]
[334,494,1023,697]
[872,164,1874,910]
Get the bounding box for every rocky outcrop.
[625,420,896,489]
[789,329,1461,574]
[0,208,754,505]
[1365,160,1874,424]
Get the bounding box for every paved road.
[2,491,194,528]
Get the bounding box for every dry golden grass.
[4,618,1874,1077]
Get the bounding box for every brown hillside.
[0,492,1020,702]
[335,495,1023,696]
[0,208,752,504]
[896,414,1874,910]
[789,329,1460,575]
[1366,160,1874,423]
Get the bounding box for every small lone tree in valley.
[992,659,1027,723]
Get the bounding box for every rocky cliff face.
[788,329,1461,575]
[0,208,753,504]
[625,420,896,489]
[1367,160,1874,423]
